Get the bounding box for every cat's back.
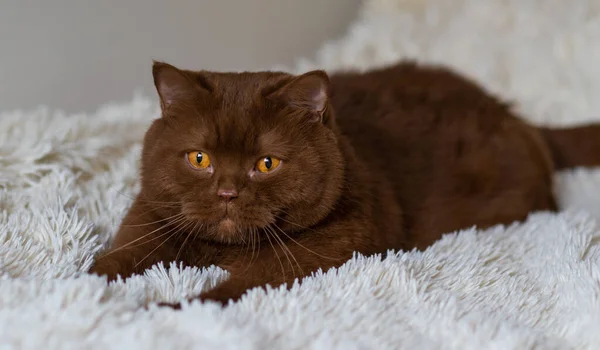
[328,62,516,174]
[329,62,511,131]
[329,62,551,249]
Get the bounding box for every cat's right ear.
[267,70,331,123]
[152,61,206,110]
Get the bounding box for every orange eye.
[187,151,211,169]
[256,156,281,173]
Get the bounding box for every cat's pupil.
[196,153,203,164]
[264,157,272,169]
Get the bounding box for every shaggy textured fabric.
[2,0,600,348]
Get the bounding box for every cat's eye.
[256,156,281,173]
[187,151,211,169]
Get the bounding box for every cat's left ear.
[268,70,330,123]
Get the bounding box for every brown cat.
[90,60,600,305]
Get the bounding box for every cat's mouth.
[214,205,244,238]
[181,202,273,244]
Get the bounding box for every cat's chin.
[217,218,237,236]
[210,218,249,244]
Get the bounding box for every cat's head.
[139,61,345,244]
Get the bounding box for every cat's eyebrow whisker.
[273,221,337,261]
[97,214,187,258]
[264,227,286,282]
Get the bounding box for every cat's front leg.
[89,207,183,281]
[89,242,174,281]
[89,249,133,281]
[194,228,364,305]
[196,275,268,305]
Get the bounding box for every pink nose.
[218,188,238,201]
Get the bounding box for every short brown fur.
[90,61,600,305]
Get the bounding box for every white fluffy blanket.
[2,0,600,348]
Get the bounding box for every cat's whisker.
[264,227,286,282]
[273,220,336,261]
[271,227,300,279]
[275,209,317,229]
[256,228,262,265]
[115,189,180,206]
[240,227,253,267]
[250,228,258,267]
[252,228,259,265]
[96,214,187,258]
[270,225,303,276]
[134,219,194,269]
[125,215,191,251]
[121,212,185,228]
[190,223,201,243]
[116,190,181,208]
[240,231,254,273]
[242,227,259,273]
[237,226,247,245]
[123,205,184,227]
[231,226,248,262]
[266,226,293,276]
[175,220,198,261]
[127,228,178,250]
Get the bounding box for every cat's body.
[331,63,560,249]
[90,61,600,304]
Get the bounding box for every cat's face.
[140,62,345,244]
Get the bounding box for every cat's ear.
[269,70,330,122]
[152,61,205,110]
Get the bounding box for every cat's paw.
[88,257,125,282]
[196,279,253,306]
[197,290,232,306]
[153,297,224,310]
[155,301,182,309]
[153,279,252,309]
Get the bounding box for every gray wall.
[0,0,360,113]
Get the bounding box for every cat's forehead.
[197,72,294,130]
[207,71,291,103]
[206,107,292,154]
[175,74,295,152]
[166,71,302,154]
[177,114,294,159]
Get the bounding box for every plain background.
[0,0,361,114]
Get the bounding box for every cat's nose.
[217,188,238,202]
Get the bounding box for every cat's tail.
[539,124,600,170]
